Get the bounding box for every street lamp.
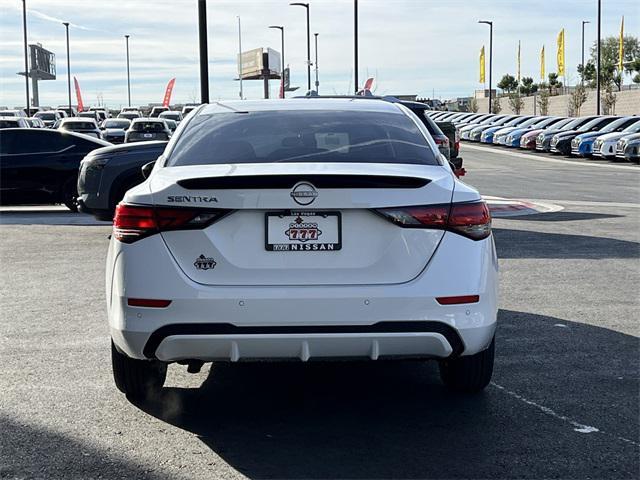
[314,33,319,93]
[269,25,285,98]
[63,22,72,115]
[290,2,310,91]
[478,20,493,113]
[581,21,590,85]
[125,35,131,107]
[21,0,30,116]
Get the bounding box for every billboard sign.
[29,44,56,80]
[238,47,281,79]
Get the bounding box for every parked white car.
[106,99,498,399]
[592,119,640,159]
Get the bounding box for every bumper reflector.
[127,298,172,308]
[436,295,480,305]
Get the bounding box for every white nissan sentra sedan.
[107,98,498,399]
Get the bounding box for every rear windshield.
[36,112,56,120]
[161,112,180,119]
[61,122,96,130]
[132,121,166,132]
[0,120,19,128]
[103,120,130,129]
[167,110,438,166]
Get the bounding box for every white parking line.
[462,144,640,171]
[491,382,639,446]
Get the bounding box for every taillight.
[448,202,491,240]
[375,201,491,240]
[113,203,228,243]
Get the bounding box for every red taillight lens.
[448,201,491,240]
[376,201,491,240]
[375,205,449,227]
[113,203,227,243]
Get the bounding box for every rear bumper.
[140,322,465,361]
[107,231,499,362]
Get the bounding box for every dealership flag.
[619,16,624,72]
[557,29,565,76]
[517,41,521,83]
[479,46,486,83]
[73,77,84,112]
[540,45,545,80]
[162,78,176,107]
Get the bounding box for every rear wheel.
[439,337,494,393]
[111,340,167,400]
[61,177,79,212]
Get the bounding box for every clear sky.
[0,0,637,109]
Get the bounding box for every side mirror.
[141,161,156,179]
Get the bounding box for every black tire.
[439,337,494,393]
[61,177,79,212]
[111,340,167,400]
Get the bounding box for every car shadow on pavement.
[493,228,640,259]
[0,416,165,479]
[135,310,639,479]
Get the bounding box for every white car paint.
[106,99,498,366]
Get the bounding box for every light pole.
[354,0,358,93]
[581,21,590,85]
[269,25,285,98]
[125,35,131,107]
[314,33,319,93]
[478,20,493,113]
[21,0,30,116]
[596,0,601,114]
[198,0,209,104]
[290,2,310,91]
[63,22,72,115]
[238,17,243,99]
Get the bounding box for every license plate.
[265,211,341,252]
[143,133,153,138]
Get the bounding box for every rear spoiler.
[178,174,430,190]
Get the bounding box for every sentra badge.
[285,216,322,242]
[290,182,318,206]
[194,255,216,270]
[168,195,218,203]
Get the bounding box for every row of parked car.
[0,104,202,212]
[0,96,467,218]
[425,111,640,163]
[0,105,194,144]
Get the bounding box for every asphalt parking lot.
[1,145,638,479]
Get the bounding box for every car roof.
[61,117,97,123]
[131,117,165,122]
[199,98,403,116]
